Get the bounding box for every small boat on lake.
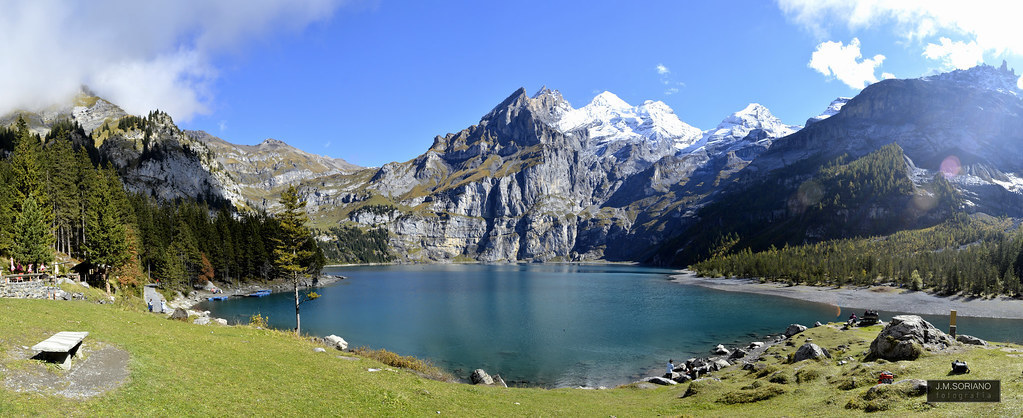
[207,295,229,301]
[246,289,272,297]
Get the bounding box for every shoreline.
[175,273,347,311]
[671,269,1023,320]
[323,260,644,268]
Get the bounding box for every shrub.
[846,380,926,411]
[717,384,787,404]
[754,365,780,378]
[682,380,717,398]
[769,372,791,384]
[351,347,452,381]
[249,313,269,328]
[796,367,823,383]
[829,376,866,390]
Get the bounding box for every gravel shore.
[671,270,1023,319]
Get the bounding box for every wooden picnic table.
[32,331,89,369]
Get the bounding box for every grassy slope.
[2,298,1022,416]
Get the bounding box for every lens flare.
[940,155,961,178]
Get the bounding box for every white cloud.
[656,63,684,95]
[779,1,1023,66]
[808,38,885,89]
[218,120,228,132]
[882,72,896,79]
[923,37,984,70]
[0,0,344,121]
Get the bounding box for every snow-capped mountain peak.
[922,62,1021,96]
[589,91,631,109]
[556,91,702,150]
[529,86,572,124]
[805,97,851,126]
[709,103,799,142]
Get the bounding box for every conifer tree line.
[687,143,1023,296]
[693,214,1023,296]
[0,116,324,293]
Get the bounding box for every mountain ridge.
[5,64,1021,267]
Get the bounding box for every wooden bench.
[31,331,89,369]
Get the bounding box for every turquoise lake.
[197,263,1023,388]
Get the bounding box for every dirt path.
[2,342,130,399]
[671,270,1023,319]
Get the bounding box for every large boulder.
[729,348,749,360]
[325,335,349,351]
[492,374,508,388]
[868,315,955,361]
[645,376,678,385]
[193,317,211,325]
[712,344,730,355]
[470,369,494,385]
[170,308,188,321]
[784,324,808,337]
[793,343,831,362]
[956,335,988,346]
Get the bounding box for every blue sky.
[4,1,1023,167]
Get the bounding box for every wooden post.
[950,309,957,338]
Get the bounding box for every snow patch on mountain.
[672,103,800,156]
[708,103,799,143]
[806,97,851,126]
[556,91,703,149]
[923,62,1021,97]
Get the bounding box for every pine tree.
[0,161,17,262]
[168,216,200,289]
[10,117,47,211]
[43,137,79,256]
[273,185,318,335]
[83,167,129,294]
[12,195,53,270]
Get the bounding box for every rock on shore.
[867,315,956,361]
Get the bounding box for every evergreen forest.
[0,116,324,295]
[691,144,1023,296]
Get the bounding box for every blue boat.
[207,295,228,301]
[246,289,272,297]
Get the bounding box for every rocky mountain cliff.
[186,131,360,209]
[745,63,1023,215]
[1,92,362,211]
[308,63,1023,265]
[658,62,1023,265]
[2,94,244,207]
[7,64,1021,266]
[298,87,800,262]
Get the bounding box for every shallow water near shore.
[197,263,1023,388]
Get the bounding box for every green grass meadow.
[2,297,1023,416]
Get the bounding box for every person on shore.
[147,300,153,312]
[667,359,675,376]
